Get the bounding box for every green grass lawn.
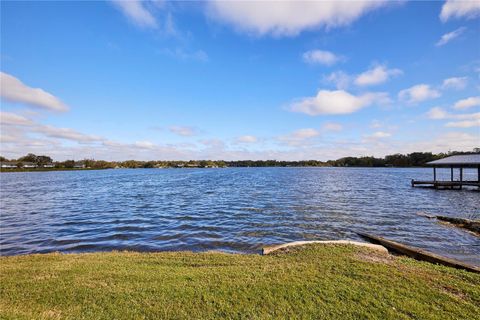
[1,244,479,319]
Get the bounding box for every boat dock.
[411,180,480,189]
[411,154,480,190]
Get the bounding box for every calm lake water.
[1,168,479,265]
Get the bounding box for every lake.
[1,167,479,265]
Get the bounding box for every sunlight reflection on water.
[1,167,479,265]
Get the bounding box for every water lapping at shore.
[1,167,478,265]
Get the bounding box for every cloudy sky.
[1,0,479,161]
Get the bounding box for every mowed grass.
[1,244,479,319]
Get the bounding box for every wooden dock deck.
[411,179,480,189]
[411,154,480,190]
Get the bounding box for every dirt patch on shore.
[439,285,468,300]
[355,251,395,264]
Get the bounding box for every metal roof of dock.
[426,154,480,167]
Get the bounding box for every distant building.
[73,161,86,169]
[43,163,55,168]
[0,161,18,168]
[22,162,37,168]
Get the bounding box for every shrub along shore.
[1,244,478,319]
[1,150,478,172]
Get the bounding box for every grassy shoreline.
[0,168,106,173]
[1,244,478,319]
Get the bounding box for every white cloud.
[408,132,479,154]
[426,107,449,120]
[455,112,480,120]
[367,131,391,139]
[291,128,320,139]
[453,96,480,109]
[442,76,468,90]
[354,65,402,86]
[435,27,466,46]
[360,130,392,145]
[322,122,343,132]
[302,50,343,66]
[325,65,401,89]
[111,0,158,28]
[199,139,225,149]
[398,84,440,104]
[426,107,480,128]
[133,141,156,149]
[164,12,179,37]
[168,126,198,137]
[236,135,258,143]
[1,131,24,144]
[436,110,480,120]
[445,119,480,128]
[35,125,103,143]
[291,89,390,116]
[278,128,320,146]
[2,123,478,162]
[207,0,390,36]
[440,0,480,21]
[0,111,35,126]
[1,111,103,144]
[323,71,351,89]
[0,72,68,112]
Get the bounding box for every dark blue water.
[1,168,479,265]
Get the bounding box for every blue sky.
[1,0,479,161]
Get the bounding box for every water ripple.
[0,168,478,265]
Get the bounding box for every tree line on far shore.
[1,150,477,170]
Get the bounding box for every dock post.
[459,167,463,190]
[450,166,454,189]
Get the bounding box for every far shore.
[0,167,107,173]
[0,165,451,173]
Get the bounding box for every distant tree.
[385,154,409,167]
[408,152,434,166]
[17,153,52,165]
[199,160,212,167]
[4,149,475,170]
[83,159,96,168]
[94,160,115,169]
[63,160,75,168]
[142,161,155,168]
[36,155,53,165]
[18,153,37,163]
[122,160,140,168]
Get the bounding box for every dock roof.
[427,154,480,167]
